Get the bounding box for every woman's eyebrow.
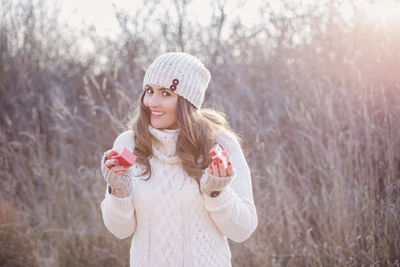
[146,85,168,91]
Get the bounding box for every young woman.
[100,52,258,266]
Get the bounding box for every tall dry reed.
[1,0,399,266]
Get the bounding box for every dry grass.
[1,0,400,266]
[1,72,399,266]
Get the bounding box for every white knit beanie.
[143,52,211,109]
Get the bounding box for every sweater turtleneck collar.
[148,125,180,164]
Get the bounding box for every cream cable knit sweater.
[100,126,258,267]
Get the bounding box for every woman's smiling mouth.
[151,110,165,118]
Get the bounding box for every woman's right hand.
[104,150,129,175]
[101,149,132,198]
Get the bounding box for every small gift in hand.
[111,148,137,167]
[209,144,228,169]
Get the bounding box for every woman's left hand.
[208,150,233,177]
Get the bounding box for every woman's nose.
[149,94,160,107]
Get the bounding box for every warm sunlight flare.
[60,0,265,37]
[340,0,400,26]
[363,1,400,25]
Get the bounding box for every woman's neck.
[148,125,180,164]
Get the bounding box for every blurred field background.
[1,0,400,266]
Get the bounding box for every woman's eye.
[146,88,153,94]
[162,91,171,96]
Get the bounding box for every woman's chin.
[150,122,177,130]
[150,121,165,129]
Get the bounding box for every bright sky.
[58,0,267,39]
[59,0,139,39]
[55,0,400,55]
[56,0,400,35]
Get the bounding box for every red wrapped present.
[209,144,227,169]
[111,148,137,167]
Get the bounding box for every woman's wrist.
[200,169,235,196]
[101,151,132,194]
[107,184,130,198]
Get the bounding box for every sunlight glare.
[364,1,400,25]
[340,0,400,26]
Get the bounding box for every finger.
[218,158,227,177]
[111,165,126,172]
[106,149,117,160]
[222,149,229,160]
[208,162,213,174]
[211,159,220,177]
[112,169,128,175]
[222,150,230,167]
[226,161,233,176]
[105,158,119,168]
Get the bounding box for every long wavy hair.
[128,91,238,184]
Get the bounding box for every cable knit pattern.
[100,126,258,267]
[148,125,181,164]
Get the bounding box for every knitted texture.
[200,171,235,195]
[101,150,133,197]
[142,52,211,109]
[100,126,258,267]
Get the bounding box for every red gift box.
[209,144,227,169]
[111,148,137,167]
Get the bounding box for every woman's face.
[143,84,179,130]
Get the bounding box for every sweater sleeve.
[201,130,258,243]
[100,130,137,239]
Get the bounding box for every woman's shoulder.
[115,129,134,140]
[113,130,135,151]
[215,128,241,151]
